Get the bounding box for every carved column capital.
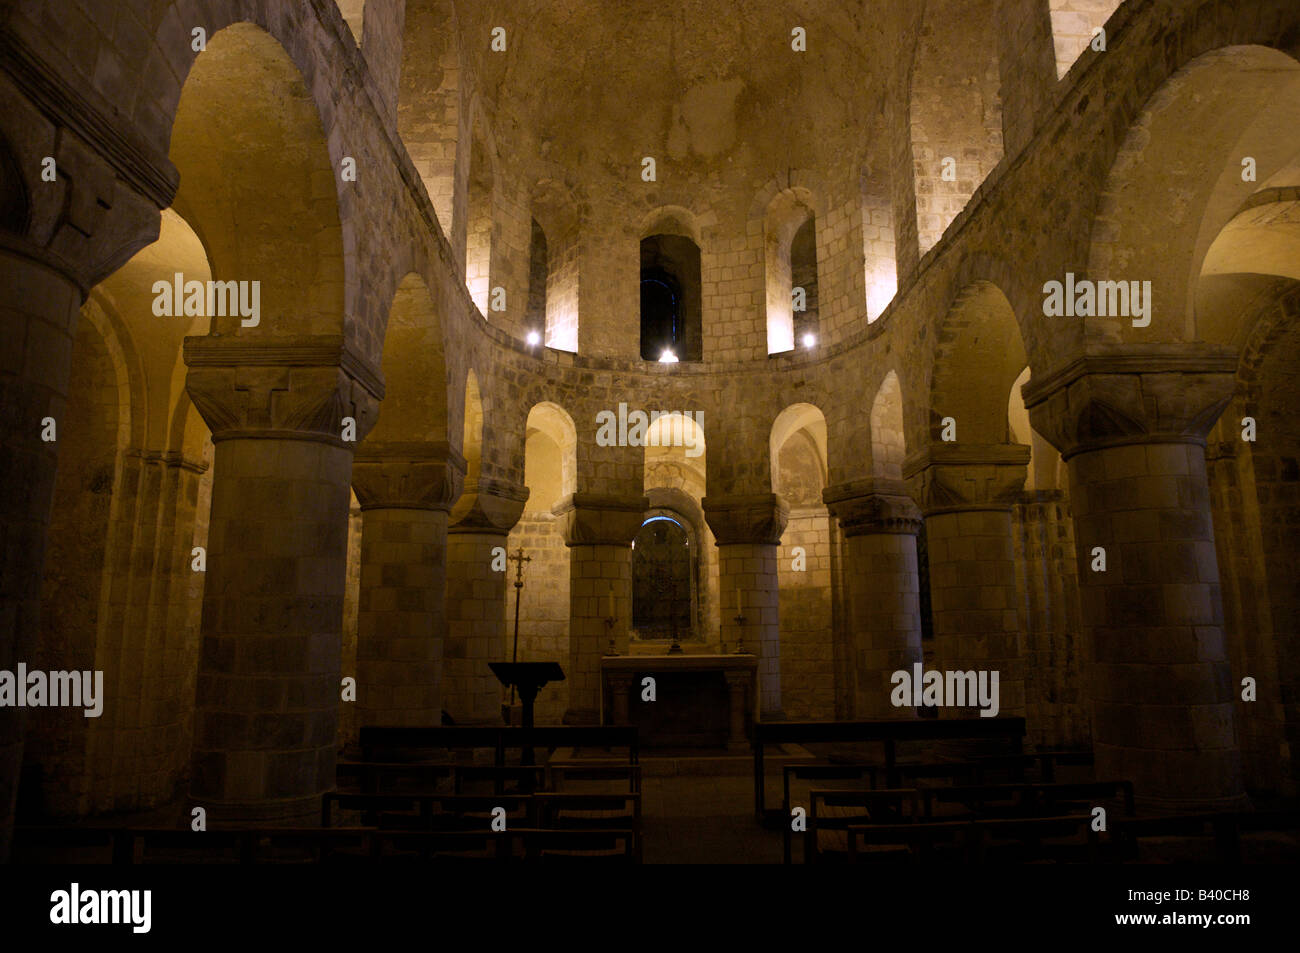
[448,478,529,533]
[823,479,922,536]
[903,444,1030,516]
[552,493,649,546]
[352,441,466,511]
[702,493,789,545]
[1022,344,1237,460]
[183,335,383,448]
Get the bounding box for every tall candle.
[608,588,615,620]
[735,586,742,611]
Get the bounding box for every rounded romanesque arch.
[168,22,345,339]
[1086,45,1300,345]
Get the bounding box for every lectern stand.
[489,661,566,767]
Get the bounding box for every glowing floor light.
[802,333,816,348]
[659,349,679,363]
[526,330,541,346]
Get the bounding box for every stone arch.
[524,401,577,511]
[927,280,1028,446]
[1049,1,1124,79]
[504,401,578,723]
[1087,45,1300,345]
[770,403,827,498]
[764,187,817,355]
[639,205,702,246]
[1007,365,1063,492]
[870,371,906,482]
[908,0,1004,257]
[96,207,209,450]
[770,402,833,720]
[166,22,344,338]
[369,272,449,444]
[1197,194,1300,351]
[640,226,703,362]
[529,180,582,352]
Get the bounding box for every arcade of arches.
[2,0,1300,858]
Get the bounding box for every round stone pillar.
[444,479,528,724]
[905,443,1031,720]
[553,494,647,725]
[703,494,789,718]
[351,442,464,729]
[1025,347,1246,812]
[0,247,84,858]
[183,338,381,824]
[823,479,924,719]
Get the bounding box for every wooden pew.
[532,792,642,862]
[846,820,970,865]
[1109,814,1240,864]
[779,765,879,863]
[970,815,1099,863]
[804,789,923,864]
[336,760,455,794]
[920,780,1134,820]
[519,828,637,863]
[752,718,1025,820]
[358,725,639,770]
[547,762,642,793]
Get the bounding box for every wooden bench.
[752,718,1025,820]
[921,780,1134,820]
[547,762,642,793]
[358,725,639,770]
[532,793,642,861]
[845,815,1098,864]
[803,788,923,863]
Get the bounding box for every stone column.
[553,494,647,725]
[183,337,381,824]
[904,444,1030,719]
[704,494,789,718]
[1025,347,1246,812]
[0,247,83,857]
[444,479,528,724]
[351,442,464,729]
[823,479,924,719]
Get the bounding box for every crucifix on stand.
[507,547,531,706]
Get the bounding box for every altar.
[601,654,758,749]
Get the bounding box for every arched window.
[631,514,695,639]
[640,235,702,361]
